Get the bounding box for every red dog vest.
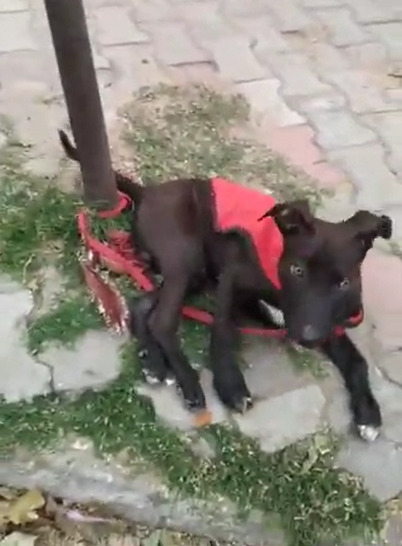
[212,177,282,289]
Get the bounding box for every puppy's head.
[260,201,392,345]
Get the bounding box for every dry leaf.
[192,410,212,428]
[7,490,45,526]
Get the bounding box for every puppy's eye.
[290,264,304,277]
[338,278,350,290]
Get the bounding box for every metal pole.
[44,0,117,208]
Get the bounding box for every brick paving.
[1,0,402,543]
[0,0,401,230]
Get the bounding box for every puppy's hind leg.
[147,273,206,411]
[128,292,172,385]
[210,267,252,413]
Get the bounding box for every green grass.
[0,84,383,546]
[27,296,103,354]
[121,84,326,208]
[0,343,382,546]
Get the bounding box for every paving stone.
[336,436,402,501]
[387,60,402,80]
[294,91,347,116]
[94,6,149,46]
[325,356,402,442]
[143,21,210,65]
[175,0,222,24]
[0,86,67,176]
[0,0,28,12]
[268,124,345,187]
[41,331,124,394]
[365,112,402,178]
[27,4,64,91]
[370,366,402,427]
[322,70,393,114]
[102,44,169,103]
[309,110,376,150]
[317,181,356,222]
[321,317,377,432]
[175,0,235,40]
[314,7,370,47]
[233,16,291,55]
[0,277,51,402]
[329,143,402,209]
[265,0,312,33]
[131,0,176,22]
[308,43,350,71]
[168,62,220,86]
[92,51,111,71]
[325,384,351,435]
[0,12,36,52]
[383,409,402,445]
[385,205,402,248]
[301,0,341,6]
[234,385,326,453]
[136,369,228,431]
[0,51,47,90]
[343,42,389,70]
[378,352,402,390]
[211,36,267,83]
[220,0,273,17]
[241,338,314,399]
[361,251,402,354]
[366,23,402,60]
[345,0,397,24]
[268,53,330,97]
[236,79,305,127]
[382,0,402,18]
[179,2,235,44]
[386,88,402,105]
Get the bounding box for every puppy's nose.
[301,324,321,342]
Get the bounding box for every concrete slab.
[0,277,51,402]
[233,385,326,453]
[41,331,124,394]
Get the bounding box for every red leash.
[77,192,363,337]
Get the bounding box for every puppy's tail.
[58,129,144,204]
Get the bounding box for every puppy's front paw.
[176,368,206,412]
[138,347,169,384]
[357,424,380,442]
[353,391,382,442]
[214,370,253,414]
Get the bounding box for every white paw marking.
[143,371,161,385]
[259,300,285,327]
[357,424,380,442]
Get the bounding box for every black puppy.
[59,130,392,442]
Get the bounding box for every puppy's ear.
[259,200,315,235]
[347,211,392,248]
